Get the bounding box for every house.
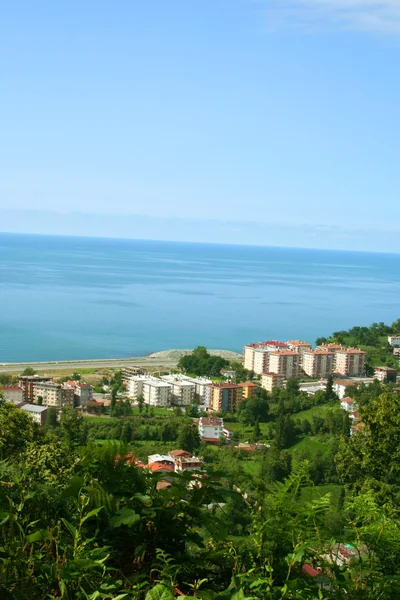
[198,416,224,442]
[115,453,146,468]
[174,455,203,473]
[168,449,191,459]
[302,564,331,591]
[220,369,236,380]
[148,454,175,467]
[0,385,24,404]
[261,373,285,392]
[65,381,94,406]
[340,397,358,413]
[351,423,365,435]
[20,403,48,426]
[223,426,234,438]
[334,379,359,400]
[388,335,400,347]
[148,462,175,474]
[374,366,397,383]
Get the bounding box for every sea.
[0,232,400,363]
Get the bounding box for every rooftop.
[334,379,359,386]
[238,381,257,387]
[269,350,298,357]
[149,462,175,473]
[200,417,223,427]
[0,386,23,391]
[21,404,47,413]
[245,341,287,348]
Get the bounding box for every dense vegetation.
[178,346,229,376]
[316,319,400,373]
[2,375,400,598]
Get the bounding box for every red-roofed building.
[168,449,191,459]
[148,462,175,474]
[243,341,287,371]
[239,381,258,399]
[340,397,358,413]
[0,385,24,405]
[199,416,224,441]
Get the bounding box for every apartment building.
[18,376,52,402]
[21,403,48,426]
[198,416,224,441]
[302,350,334,378]
[334,349,366,377]
[268,351,300,379]
[388,335,400,347]
[253,348,273,374]
[177,375,212,401]
[0,385,23,404]
[243,341,287,371]
[65,381,93,405]
[122,366,144,384]
[239,381,258,399]
[316,344,346,353]
[374,366,397,383]
[286,340,312,359]
[261,373,285,392]
[31,381,74,409]
[127,375,151,400]
[160,375,196,405]
[143,380,172,407]
[174,455,204,473]
[206,383,244,412]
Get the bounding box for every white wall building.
[20,403,48,426]
[388,335,400,347]
[198,417,224,441]
[161,375,196,405]
[179,375,212,401]
[0,386,24,404]
[143,380,172,407]
[340,397,358,413]
[127,375,152,400]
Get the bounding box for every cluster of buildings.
[126,371,258,412]
[244,340,368,389]
[1,375,94,426]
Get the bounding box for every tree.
[246,388,269,422]
[110,385,118,416]
[324,374,337,402]
[252,418,261,442]
[137,394,144,413]
[120,421,132,444]
[21,367,36,376]
[275,413,295,450]
[286,379,299,399]
[72,372,81,381]
[45,406,58,428]
[60,406,88,449]
[0,402,40,458]
[178,346,229,377]
[37,395,43,406]
[177,422,201,453]
[260,444,292,483]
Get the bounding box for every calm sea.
[0,233,399,362]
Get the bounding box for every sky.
[1,0,400,252]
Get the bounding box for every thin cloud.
[262,0,400,34]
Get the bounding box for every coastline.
[0,348,242,373]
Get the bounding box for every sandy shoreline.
[0,348,242,373]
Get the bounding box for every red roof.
[200,417,223,426]
[200,438,221,444]
[302,564,320,577]
[149,462,175,473]
[0,386,23,391]
[239,381,257,387]
[245,341,287,348]
[168,449,191,458]
[342,397,353,403]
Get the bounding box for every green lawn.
[292,403,340,423]
[289,435,335,459]
[300,483,344,506]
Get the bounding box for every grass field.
[300,483,343,505]
[289,434,336,459]
[292,403,340,422]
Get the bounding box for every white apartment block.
[286,340,312,359]
[253,348,273,374]
[198,417,224,441]
[334,349,366,377]
[243,341,287,371]
[268,351,300,380]
[33,382,62,407]
[179,375,212,401]
[20,403,48,426]
[302,350,334,378]
[143,380,172,407]
[160,375,195,405]
[388,335,400,347]
[127,375,152,400]
[261,373,285,392]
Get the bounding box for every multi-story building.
[33,382,63,407]
[261,373,285,392]
[316,343,346,353]
[174,375,212,402]
[239,381,258,399]
[268,351,300,380]
[174,455,204,473]
[127,375,152,400]
[18,376,52,402]
[142,380,172,407]
[388,335,400,347]
[206,383,244,412]
[340,397,358,413]
[286,340,313,359]
[160,375,196,405]
[0,385,24,404]
[374,366,397,383]
[61,385,76,407]
[198,417,224,441]
[243,341,287,371]
[334,349,366,377]
[253,348,273,374]
[20,403,48,426]
[334,379,359,400]
[122,366,144,384]
[302,350,334,378]
[65,381,93,406]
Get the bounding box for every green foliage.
[178,346,229,377]
[21,366,37,376]
[176,422,201,453]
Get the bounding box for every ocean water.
[0,232,400,362]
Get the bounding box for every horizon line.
[1,229,399,257]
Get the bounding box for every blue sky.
[1,0,400,251]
